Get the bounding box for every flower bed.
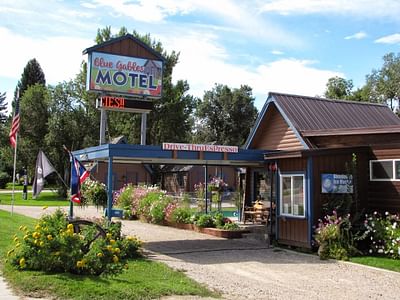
[113,184,245,239]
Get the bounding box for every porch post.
[204,165,208,214]
[107,156,113,221]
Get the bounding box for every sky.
[1,0,400,113]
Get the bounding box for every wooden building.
[245,92,400,248]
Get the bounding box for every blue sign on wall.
[321,174,353,194]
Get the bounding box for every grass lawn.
[0,192,68,206]
[0,210,218,300]
[350,256,400,273]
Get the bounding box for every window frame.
[369,159,400,181]
[279,173,306,218]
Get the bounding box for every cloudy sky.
[1,0,400,111]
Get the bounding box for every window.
[280,174,305,217]
[370,160,400,181]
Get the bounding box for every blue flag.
[70,155,90,204]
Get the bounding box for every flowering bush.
[81,179,108,208]
[164,202,178,222]
[314,211,357,260]
[208,177,228,192]
[114,185,159,218]
[361,211,400,258]
[137,189,174,224]
[171,206,192,224]
[6,209,142,276]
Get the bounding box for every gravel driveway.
[2,205,400,300]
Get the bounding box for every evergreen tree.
[17,58,46,97]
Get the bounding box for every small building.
[245,92,400,248]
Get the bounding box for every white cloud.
[89,0,303,48]
[271,50,284,55]
[344,31,367,40]
[374,33,400,44]
[260,0,400,19]
[163,33,342,108]
[0,27,91,108]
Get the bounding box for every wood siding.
[311,150,369,225]
[278,218,308,248]
[93,163,151,190]
[368,148,400,212]
[251,104,304,151]
[277,157,309,247]
[96,38,159,60]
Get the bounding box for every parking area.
[2,205,400,300]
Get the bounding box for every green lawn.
[0,192,69,206]
[350,256,400,273]
[0,210,218,300]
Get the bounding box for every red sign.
[101,96,125,109]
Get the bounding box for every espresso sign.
[87,52,163,98]
[163,143,239,153]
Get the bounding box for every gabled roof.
[82,34,165,61]
[245,92,400,149]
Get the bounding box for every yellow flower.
[23,234,29,240]
[34,240,39,245]
[106,245,113,251]
[110,239,116,245]
[47,235,53,241]
[67,224,74,231]
[15,243,21,248]
[32,232,40,239]
[19,258,26,268]
[42,206,48,210]
[19,225,24,231]
[35,225,41,231]
[106,233,112,239]
[97,252,103,258]
[22,226,27,231]
[76,260,84,268]
[7,249,14,256]
[13,237,19,243]
[113,247,121,254]
[39,241,45,247]
[112,255,119,263]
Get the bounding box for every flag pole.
[10,133,18,216]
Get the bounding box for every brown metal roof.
[271,92,400,134]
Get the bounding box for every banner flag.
[70,154,90,204]
[32,150,56,198]
[9,89,20,148]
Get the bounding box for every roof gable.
[245,92,400,149]
[83,34,165,61]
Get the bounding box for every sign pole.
[140,113,147,145]
[99,107,106,145]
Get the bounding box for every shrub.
[195,214,215,228]
[360,211,400,258]
[136,189,173,224]
[81,179,108,208]
[222,222,240,230]
[314,211,357,260]
[6,209,141,276]
[114,184,135,218]
[164,202,178,222]
[171,207,192,224]
[0,172,10,189]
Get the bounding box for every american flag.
[70,155,90,203]
[9,90,20,148]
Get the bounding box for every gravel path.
[2,205,400,299]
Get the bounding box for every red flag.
[9,90,20,148]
